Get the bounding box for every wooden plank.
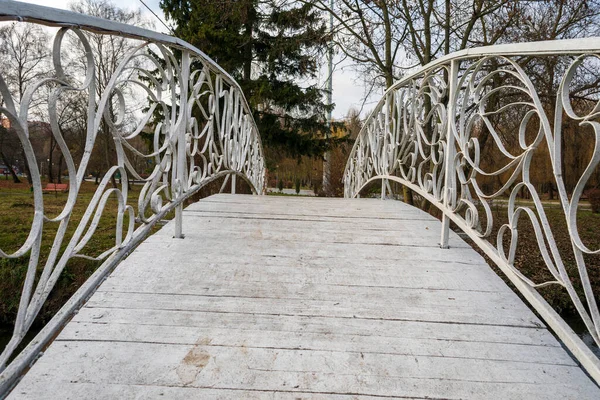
[84,288,540,327]
[12,341,598,399]
[69,307,561,347]
[137,236,483,264]
[182,207,433,220]
[102,258,512,292]
[7,194,600,399]
[159,218,472,248]
[57,321,575,365]
[10,383,397,400]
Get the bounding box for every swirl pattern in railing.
[344,41,600,382]
[0,2,264,391]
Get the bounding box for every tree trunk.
[57,154,63,184]
[1,150,20,183]
[48,134,55,183]
[561,119,568,194]
[445,0,450,55]
[20,147,33,185]
[101,121,117,188]
[384,60,414,205]
[242,1,254,81]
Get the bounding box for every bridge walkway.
[8,194,600,399]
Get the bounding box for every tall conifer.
[160,0,333,158]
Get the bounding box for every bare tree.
[303,0,408,91]
[68,0,151,186]
[0,124,21,183]
[305,1,515,91]
[44,91,90,183]
[0,23,49,105]
[0,22,50,184]
[308,0,600,202]
[304,0,517,203]
[512,0,600,195]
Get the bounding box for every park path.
[8,194,600,399]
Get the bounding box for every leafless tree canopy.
[305,0,600,94]
[0,0,153,185]
[0,23,50,183]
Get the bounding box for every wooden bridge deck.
[9,194,600,399]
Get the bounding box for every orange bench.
[42,183,69,193]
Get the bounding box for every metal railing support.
[342,39,600,380]
[0,3,267,391]
[174,51,190,239]
[440,59,458,249]
[231,174,236,194]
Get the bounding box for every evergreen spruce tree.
[160,0,333,158]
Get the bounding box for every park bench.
[42,183,68,193]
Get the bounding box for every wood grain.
[8,194,600,399]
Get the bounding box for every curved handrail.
[0,1,265,394]
[344,39,600,383]
[344,37,600,179]
[0,0,264,159]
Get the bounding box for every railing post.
[231,174,236,194]
[440,59,458,249]
[175,51,190,239]
[381,178,386,200]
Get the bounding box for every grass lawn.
[462,200,600,317]
[0,177,598,354]
[0,179,167,330]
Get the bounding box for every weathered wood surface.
[9,194,600,399]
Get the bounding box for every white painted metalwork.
[0,1,265,393]
[344,39,600,382]
[10,194,600,398]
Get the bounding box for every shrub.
[295,179,301,194]
[588,188,600,213]
[277,178,283,192]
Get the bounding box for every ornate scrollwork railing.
[0,1,265,392]
[344,40,600,382]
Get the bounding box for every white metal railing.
[0,1,265,393]
[344,39,600,382]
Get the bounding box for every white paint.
[0,3,266,393]
[343,40,600,381]
[13,0,369,119]
[7,195,600,399]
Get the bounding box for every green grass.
[462,201,600,316]
[0,180,166,328]
[2,177,598,344]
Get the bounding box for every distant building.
[1,116,10,129]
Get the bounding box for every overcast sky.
[13,0,381,119]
